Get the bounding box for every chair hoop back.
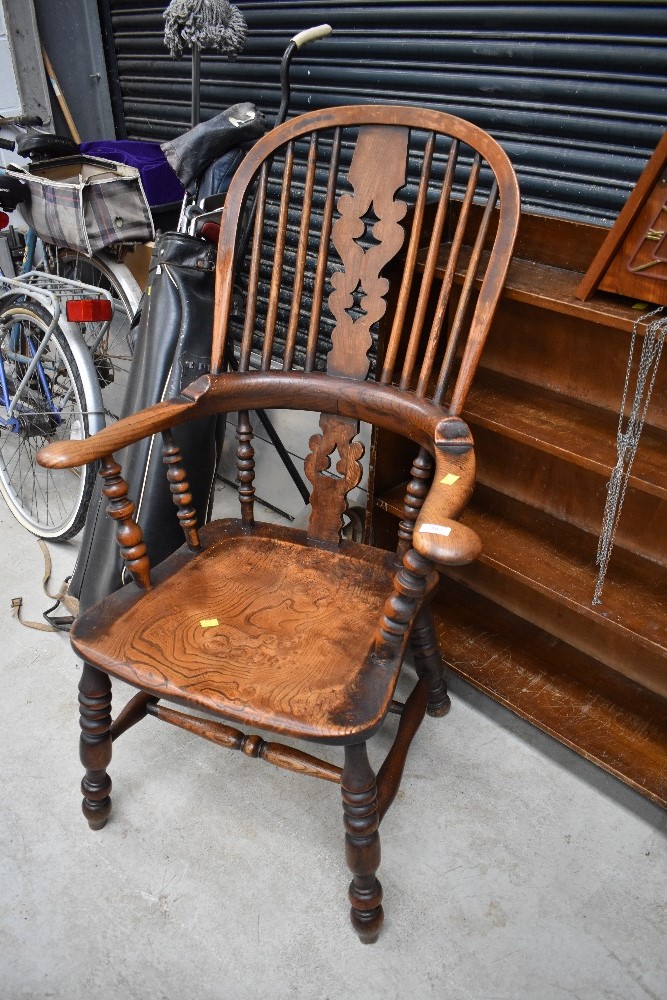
[211,104,520,419]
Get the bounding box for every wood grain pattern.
[328,125,408,379]
[72,523,402,742]
[305,414,365,544]
[434,577,667,808]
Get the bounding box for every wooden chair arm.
[36,389,204,469]
[413,417,482,566]
[37,370,450,470]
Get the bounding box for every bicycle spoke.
[0,302,97,538]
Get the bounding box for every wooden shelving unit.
[370,211,667,807]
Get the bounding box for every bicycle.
[0,115,142,425]
[0,268,110,539]
[0,25,331,547]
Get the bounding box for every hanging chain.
[593,305,667,605]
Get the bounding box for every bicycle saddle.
[0,173,30,211]
[16,132,79,161]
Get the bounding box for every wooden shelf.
[378,481,666,696]
[432,577,667,809]
[373,209,667,806]
[429,243,656,333]
[465,369,667,501]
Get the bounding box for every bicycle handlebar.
[276,25,333,129]
[292,24,332,49]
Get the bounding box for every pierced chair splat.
[37,104,520,942]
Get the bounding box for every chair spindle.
[239,161,269,372]
[400,138,459,393]
[236,409,255,528]
[284,133,318,371]
[437,178,499,408]
[305,127,341,372]
[99,455,152,590]
[375,547,433,662]
[396,447,434,559]
[417,152,482,399]
[161,429,202,551]
[381,132,435,386]
[262,141,294,369]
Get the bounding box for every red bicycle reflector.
[0,212,9,230]
[200,221,221,245]
[66,298,113,323]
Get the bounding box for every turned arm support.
[413,416,482,566]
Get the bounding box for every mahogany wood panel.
[371,206,667,804]
[433,578,667,809]
[433,243,662,334]
[445,575,666,704]
[577,131,667,305]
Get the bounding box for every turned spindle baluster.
[396,447,433,560]
[375,547,432,662]
[410,607,451,717]
[79,661,112,830]
[99,454,151,590]
[341,742,383,944]
[394,448,450,712]
[236,409,255,528]
[161,429,201,551]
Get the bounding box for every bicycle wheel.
[57,251,142,425]
[0,299,97,539]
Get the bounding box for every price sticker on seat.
[200,618,219,628]
[440,473,460,485]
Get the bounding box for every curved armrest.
[413,417,482,566]
[36,383,208,469]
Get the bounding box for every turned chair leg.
[78,661,112,830]
[410,607,451,717]
[341,742,383,943]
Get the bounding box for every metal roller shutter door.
[100,1,666,225]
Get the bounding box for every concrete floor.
[1,412,666,1000]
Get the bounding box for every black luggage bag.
[70,230,224,613]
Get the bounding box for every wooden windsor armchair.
[38,105,519,942]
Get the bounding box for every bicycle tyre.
[0,299,97,540]
[57,251,142,425]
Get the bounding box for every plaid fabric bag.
[8,155,154,256]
